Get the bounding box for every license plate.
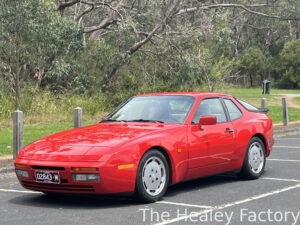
[35,171,60,184]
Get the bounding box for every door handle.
[224,128,234,134]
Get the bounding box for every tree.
[54,0,299,92]
[2,0,300,101]
[0,0,82,108]
[238,47,264,87]
[186,47,236,92]
[276,40,300,88]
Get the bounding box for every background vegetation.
[2,0,300,155]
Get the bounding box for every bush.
[0,86,107,126]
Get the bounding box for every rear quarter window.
[237,99,259,111]
[223,99,243,121]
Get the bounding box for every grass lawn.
[293,97,300,105]
[0,121,98,156]
[268,106,300,124]
[221,87,300,107]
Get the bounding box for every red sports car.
[15,92,274,202]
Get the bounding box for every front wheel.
[135,150,170,203]
[239,137,266,179]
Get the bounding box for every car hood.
[18,122,179,162]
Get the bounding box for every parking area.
[0,135,300,225]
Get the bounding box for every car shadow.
[165,172,242,197]
[8,192,138,209]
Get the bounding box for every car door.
[188,98,235,168]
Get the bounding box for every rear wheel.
[239,137,266,179]
[135,150,169,203]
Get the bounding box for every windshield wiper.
[101,119,128,122]
[126,119,164,123]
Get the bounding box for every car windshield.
[103,95,195,124]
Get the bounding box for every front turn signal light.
[118,164,134,170]
[15,163,27,169]
[71,167,99,172]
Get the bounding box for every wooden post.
[74,107,82,128]
[261,98,267,109]
[282,97,288,126]
[13,110,23,160]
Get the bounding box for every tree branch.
[57,0,80,11]
[89,0,130,38]
[127,24,161,55]
[177,3,290,20]
[76,5,95,22]
[83,20,116,33]
[100,0,184,90]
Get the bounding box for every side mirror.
[198,116,217,130]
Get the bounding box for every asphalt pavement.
[0,135,300,225]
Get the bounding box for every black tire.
[135,150,170,203]
[239,137,266,179]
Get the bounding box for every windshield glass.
[103,95,195,124]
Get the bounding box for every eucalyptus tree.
[54,0,300,91]
[0,0,82,108]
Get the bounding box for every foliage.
[1,0,300,113]
[276,40,300,88]
[184,46,236,92]
[0,86,107,127]
[0,0,83,106]
[237,47,264,87]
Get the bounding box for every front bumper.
[14,159,136,194]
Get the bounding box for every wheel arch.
[252,133,267,153]
[144,146,174,185]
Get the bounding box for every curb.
[274,128,300,138]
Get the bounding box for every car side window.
[192,98,227,124]
[223,99,242,121]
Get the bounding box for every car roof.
[136,92,233,98]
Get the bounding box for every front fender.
[106,125,189,185]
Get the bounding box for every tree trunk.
[249,74,253,87]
